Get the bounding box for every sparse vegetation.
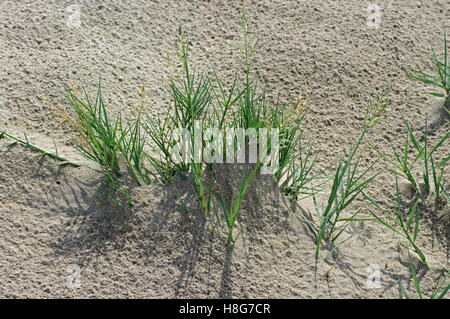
[396,251,449,299]
[368,116,449,203]
[366,176,429,269]
[0,131,78,167]
[297,85,388,258]
[408,32,450,112]
[1,10,447,299]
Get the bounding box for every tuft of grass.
[368,115,449,203]
[62,79,155,209]
[279,139,326,202]
[170,29,211,133]
[214,162,262,246]
[274,89,326,202]
[300,85,389,258]
[143,12,272,222]
[271,88,307,181]
[59,12,405,254]
[404,116,449,205]
[310,131,378,258]
[147,29,212,211]
[408,32,450,109]
[236,10,259,129]
[303,84,390,258]
[264,83,326,203]
[403,115,449,204]
[64,80,128,188]
[365,176,429,269]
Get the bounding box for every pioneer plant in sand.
[368,115,449,204]
[408,32,450,113]
[49,10,322,246]
[0,131,78,167]
[366,176,429,268]
[0,10,448,297]
[144,12,321,245]
[295,85,389,259]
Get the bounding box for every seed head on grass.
[143,28,213,212]
[365,83,390,128]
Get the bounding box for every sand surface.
[0,0,449,298]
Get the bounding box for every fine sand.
[0,0,448,298]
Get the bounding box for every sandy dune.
[0,0,448,298]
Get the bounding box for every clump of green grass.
[235,10,260,130]
[60,79,157,209]
[59,10,384,251]
[403,116,449,205]
[206,11,287,244]
[308,129,378,258]
[141,10,319,246]
[408,32,450,112]
[364,90,448,269]
[209,10,322,244]
[142,19,397,252]
[368,114,449,204]
[143,29,212,212]
[212,162,262,246]
[365,176,429,269]
[299,85,389,258]
[64,81,128,188]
